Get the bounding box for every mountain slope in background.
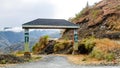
[64,0,120,40]
[0,27,61,53]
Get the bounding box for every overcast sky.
[0,0,102,28]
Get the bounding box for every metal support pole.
[24,29,30,52]
[72,29,78,55]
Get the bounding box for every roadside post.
[72,29,78,55]
[24,29,31,58]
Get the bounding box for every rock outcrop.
[63,0,120,40]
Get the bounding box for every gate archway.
[22,18,79,54]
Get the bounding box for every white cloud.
[50,0,102,19]
[0,0,55,27]
[4,27,23,32]
[0,0,102,27]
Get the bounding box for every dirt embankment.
[63,0,120,40]
[0,54,25,64]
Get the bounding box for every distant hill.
[0,27,61,53]
[63,0,120,40]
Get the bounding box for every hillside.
[0,28,61,53]
[64,0,120,40]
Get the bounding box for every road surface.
[0,55,119,68]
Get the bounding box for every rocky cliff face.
[63,0,120,40]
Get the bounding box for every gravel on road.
[0,55,119,68]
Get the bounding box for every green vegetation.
[90,50,104,60]
[32,43,39,54]
[90,49,115,61]
[64,36,69,41]
[68,7,89,22]
[91,9,100,19]
[32,35,49,54]
[1,60,7,64]
[25,56,41,62]
[0,54,25,64]
[32,35,73,54]
[15,51,24,54]
[78,36,95,54]
[89,38,120,61]
[34,56,41,59]
[105,53,115,61]
[81,36,95,51]
[54,41,70,52]
[79,37,119,61]
[31,36,120,62]
[74,9,85,20]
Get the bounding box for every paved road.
[0,55,120,68]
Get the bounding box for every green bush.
[1,60,7,64]
[79,36,95,54]
[90,50,104,60]
[105,53,115,61]
[32,43,38,53]
[90,50,115,61]
[34,56,41,59]
[82,36,95,48]
[32,35,49,54]
[54,43,65,52]
[54,41,70,53]
[89,38,120,61]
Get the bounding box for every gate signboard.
[73,29,78,51]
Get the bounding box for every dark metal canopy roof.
[22,18,79,29]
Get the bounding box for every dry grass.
[56,39,120,64]
[55,54,106,65]
[0,64,16,67]
[94,38,120,53]
[90,38,120,61]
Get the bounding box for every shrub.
[90,38,120,61]
[1,60,7,64]
[34,56,41,60]
[105,53,115,61]
[90,51,115,61]
[78,36,95,54]
[54,40,71,53]
[0,54,25,64]
[32,43,39,54]
[90,50,104,60]
[54,43,65,52]
[32,35,49,54]
[38,35,49,46]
